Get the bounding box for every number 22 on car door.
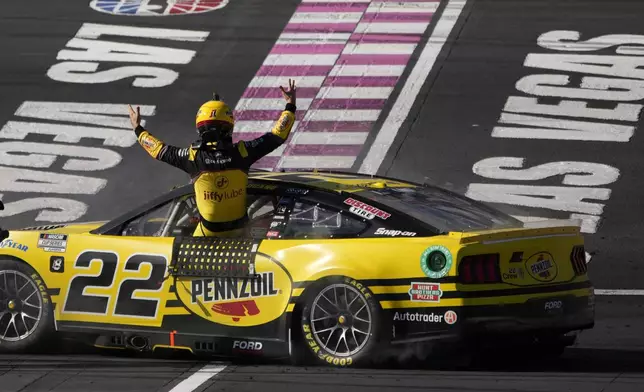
[58,239,173,327]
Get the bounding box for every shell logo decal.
[175,254,292,326]
[525,251,558,282]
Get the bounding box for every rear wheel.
[526,334,576,359]
[0,259,55,353]
[299,277,383,367]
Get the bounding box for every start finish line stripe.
[233,0,442,171]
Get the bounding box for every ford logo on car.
[544,300,563,310]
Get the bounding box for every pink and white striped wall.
[232,0,439,170]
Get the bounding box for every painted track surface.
[2,0,644,391]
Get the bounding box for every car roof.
[91,169,428,235]
[168,169,421,196]
[249,169,419,192]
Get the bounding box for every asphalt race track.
[2,0,644,391]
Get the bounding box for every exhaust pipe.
[127,335,149,350]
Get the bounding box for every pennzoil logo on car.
[175,255,292,327]
[525,251,558,282]
[408,282,442,302]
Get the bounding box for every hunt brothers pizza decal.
[408,282,442,302]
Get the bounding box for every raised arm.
[128,104,192,172]
[237,79,297,166]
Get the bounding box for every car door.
[55,196,184,330]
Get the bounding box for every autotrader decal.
[393,310,457,324]
[444,310,457,325]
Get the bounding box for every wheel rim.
[309,283,372,357]
[0,270,43,342]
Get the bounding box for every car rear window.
[361,186,524,233]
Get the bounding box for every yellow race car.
[0,170,594,366]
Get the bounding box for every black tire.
[526,334,574,360]
[0,259,55,353]
[298,277,384,367]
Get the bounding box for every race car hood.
[16,221,108,235]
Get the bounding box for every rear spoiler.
[448,225,581,245]
[0,200,8,241]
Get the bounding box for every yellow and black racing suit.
[133,103,296,237]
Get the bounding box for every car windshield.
[361,186,524,233]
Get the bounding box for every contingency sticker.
[344,198,391,220]
[0,239,28,252]
[420,245,453,279]
[37,233,68,252]
[408,282,442,302]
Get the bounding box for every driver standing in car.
[127,79,297,237]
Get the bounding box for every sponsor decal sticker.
[544,300,563,310]
[205,157,232,165]
[502,266,525,280]
[0,239,28,252]
[525,252,558,282]
[50,256,65,273]
[408,282,442,302]
[393,311,444,323]
[285,188,308,195]
[215,175,229,190]
[444,310,457,325]
[203,188,243,202]
[141,134,158,152]
[374,228,416,237]
[37,233,68,252]
[278,115,290,131]
[269,221,285,229]
[90,0,229,17]
[420,245,453,279]
[248,183,278,190]
[232,340,263,352]
[175,256,292,327]
[344,198,391,220]
[266,230,280,238]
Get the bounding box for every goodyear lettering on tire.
[31,273,49,304]
[344,277,372,300]
[302,323,354,367]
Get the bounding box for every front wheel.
[0,259,55,353]
[299,277,384,367]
